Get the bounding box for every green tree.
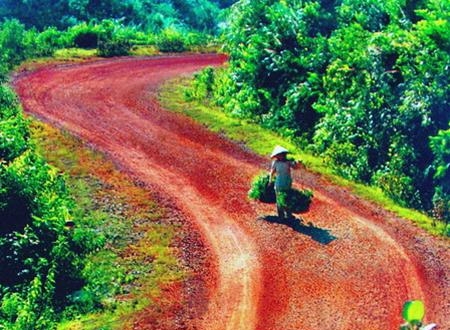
[0,0,70,30]
[0,55,101,328]
[0,20,31,68]
[220,0,329,142]
[377,1,450,208]
[0,0,237,32]
[337,0,405,31]
[430,128,450,224]
[68,0,134,24]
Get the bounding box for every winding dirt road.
[13,54,449,330]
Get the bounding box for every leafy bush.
[0,144,102,327]
[0,20,69,66]
[98,37,131,57]
[430,128,450,227]
[0,19,31,67]
[73,31,99,49]
[0,62,8,83]
[248,173,276,203]
[68,20,137,56]
[156,28,186,53]
[0,150,89,328]
[68,23,102,49]
[0,276,56,330]
[184,31,217,51]
[34,27,69,57]
[0,86,29,162]
[68,20,119,49]
[0,80,102,327]
[187,67,216,100]
[114,25,155,45]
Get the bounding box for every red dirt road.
[13,55,449,330]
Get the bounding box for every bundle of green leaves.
[277,188,313,214]
[248,173,276,204]
[248,173,313,212]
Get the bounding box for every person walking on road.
[269,145,299,220]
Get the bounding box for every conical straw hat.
[270,145,289,158]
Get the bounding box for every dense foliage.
[0,0,236,33]
[277,188,313,214]
[0,85,103,328]
[201,0,449,225]
[0,20,107,329]
[248,173,276,203]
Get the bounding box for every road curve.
[13,55,449,329]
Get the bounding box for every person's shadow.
[261,215,337,245]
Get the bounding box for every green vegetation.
[0,0,234,33]
[188,0,450,232]
[0,18,222,67]
[400,300,437,330]
[0,0,237,65]
[1,79,186,329]
[277,189,313,214]
[247,173,313,213]
[248,173,276,203]
[0,82,99,329]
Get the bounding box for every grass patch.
[18,46,155,73]
[129,45,159,57]
[29,119,186,329]
[16,48,100,73]
[188,44,222,54]
[54,48,98,59]
[159,77,448,237]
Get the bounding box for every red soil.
[13,54,449,330]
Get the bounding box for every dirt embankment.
[13,54,449,330]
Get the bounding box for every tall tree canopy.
[0,0,237,32]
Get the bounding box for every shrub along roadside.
[159,76,449,237]
[0,84,99,329]
[0,18,220,75]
